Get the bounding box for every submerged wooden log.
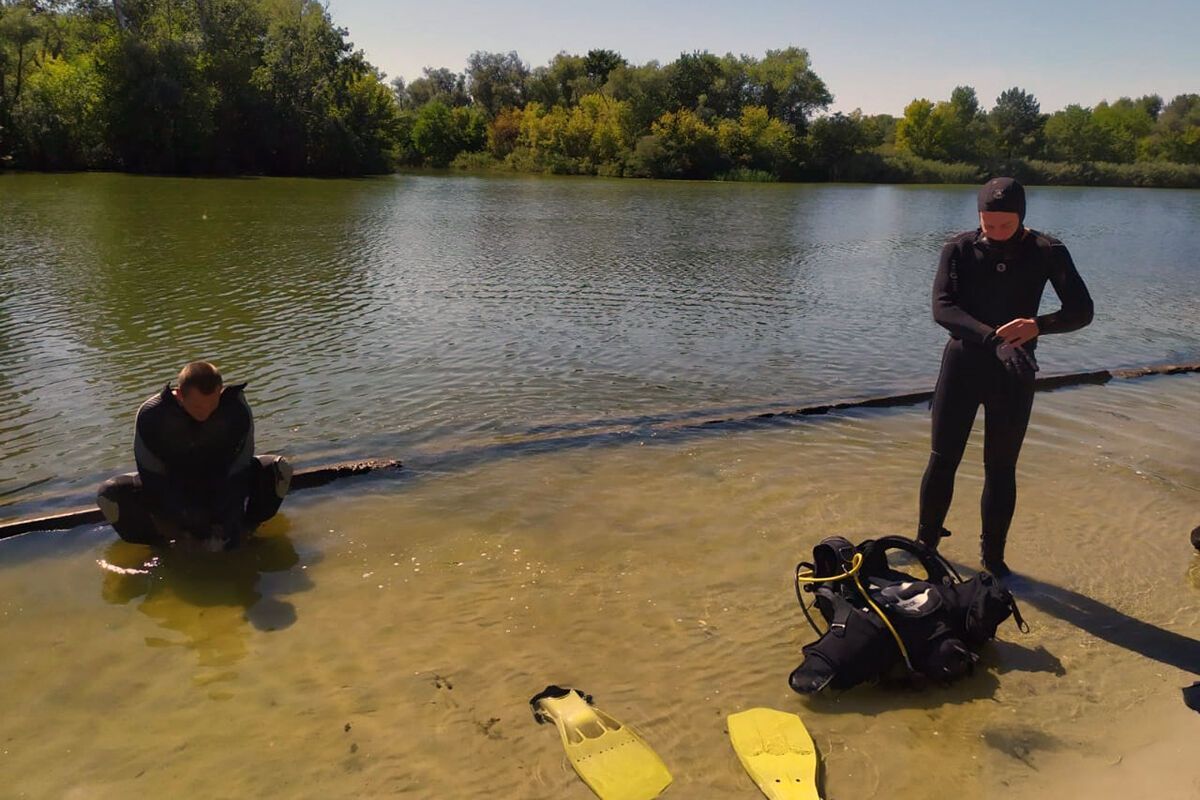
[0,459,402,540]
[1,361,1196,539]
[693,363,1199,428]
[289,459,402,490]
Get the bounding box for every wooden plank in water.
[0,459,402,540]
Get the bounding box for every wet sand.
[1,375,1197,798]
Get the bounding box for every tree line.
[1,0,399,174]
[2,1,1198,185]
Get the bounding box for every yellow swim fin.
[530,686,672,800]
[727,707,821,800]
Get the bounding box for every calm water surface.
[2,173,1198,514]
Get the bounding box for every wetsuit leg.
[97,473,169,546]
[245,455,292,527]
[919,340,983,536]
[979,369,1035,566]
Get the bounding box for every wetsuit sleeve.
[932,240,995,344]
[1035,242,1094,335]
[134,398,203,521]
[226,389,255,478]
[223,386,255,474]
[207,388,257,529]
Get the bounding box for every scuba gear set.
[789,535,1027,694]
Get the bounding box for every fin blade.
[537,691,671,800]
[728,708,820,800]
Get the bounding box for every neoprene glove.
[994,341,1039,382]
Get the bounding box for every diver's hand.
[995,342,1039,382]
[996,317,1038,347]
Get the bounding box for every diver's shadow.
[1005,573,1200,676]
[100,514,315,666]
[796,546,1200,714]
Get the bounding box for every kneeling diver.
[97,361,291,550]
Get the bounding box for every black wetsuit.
[97,384,289,546]
[918,228,1094,562]
[134,383,255,525]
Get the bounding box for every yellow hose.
[797,552,914,671]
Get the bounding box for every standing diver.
[97,361,292,550]
[917,178,1094,577]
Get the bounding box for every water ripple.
[1,175,1198,512]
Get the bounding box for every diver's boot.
[980,531,1012,578]
[917,524,951,551]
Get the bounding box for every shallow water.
[2,374,1197,798]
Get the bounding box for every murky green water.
[1,174,1197,798]
[2,174,1199,516]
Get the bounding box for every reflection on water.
[97,516,310,680]
[2,175,1199,518]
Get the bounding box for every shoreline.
[5,162,1200,190]
[3,362,1197,539]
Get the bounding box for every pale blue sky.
[327,0,1198,116]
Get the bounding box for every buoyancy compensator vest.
[789,535,1027,694]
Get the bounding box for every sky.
[326,0,1199,116]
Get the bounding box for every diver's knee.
[983,461,1017,479]
[96,475,135,524]
[270,456,292,498]
[96,483,121,524]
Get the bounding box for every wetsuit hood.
[978,177,1026,225]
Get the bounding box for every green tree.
[466,50,528,116]
[1135,93,1163,121]
[99,34,215,173]
[411,100,485,166]
[523,63,564,108]
[1044,104,1109,162]
[717,105,795,175]
[989,87,1045,159]
[896,98,938,158]
[807,111,867,179]
[487,106,523,158]
[1092,97,1155,162]
[0,3,42,158]
[1143,93,1200,164]
[511,96,631,171]
[583,48,625,84]
[860,113,897,147]
[0,0,401,174]
[665,50,723,114]
[637,107,720,177]
[194,0,272,173]
[573,92,632,163]
[312,67,403,174]
[745,47,831,130]
[524,52,596,108]
[395,67,469,109]
[942,85,987,161]
[11,52,106,169]
[411,100,458,166]
[603,60,670,133]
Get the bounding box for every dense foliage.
[0,0,401,174]
[2,2,1197,184]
